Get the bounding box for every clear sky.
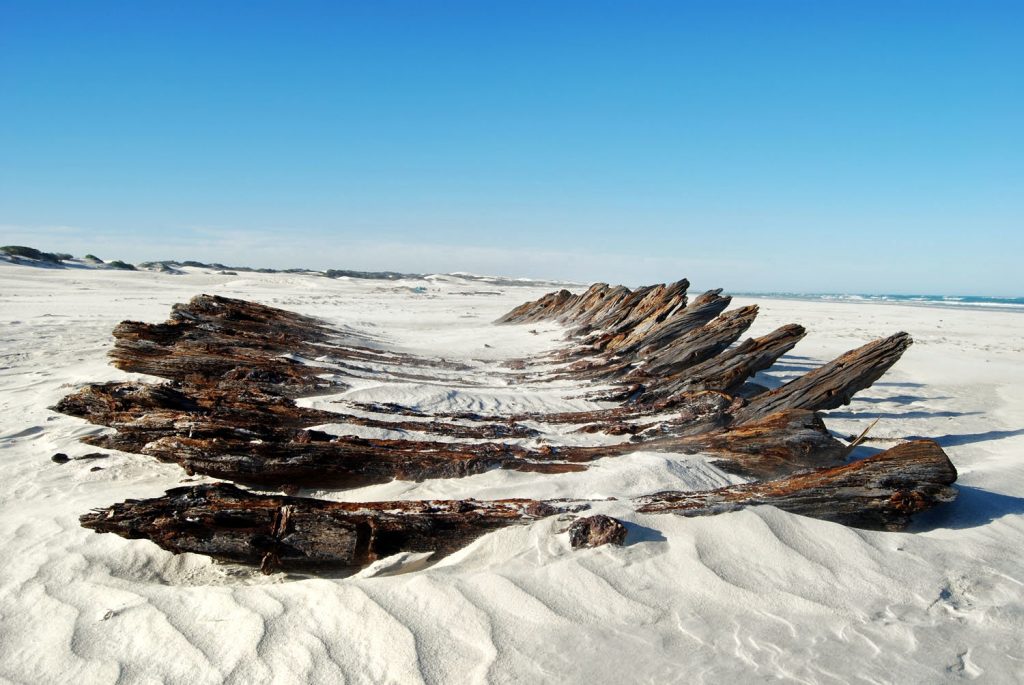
[2,1,1021,294]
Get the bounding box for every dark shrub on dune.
[324,268,422,280]
[106,260,137,271]
[1,245,66,263]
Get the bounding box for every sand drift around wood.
[63,282,958,575]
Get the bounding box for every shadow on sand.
[624,521,667,545]
[911,485,1024,531]
[843,427,1024,530]
[909,428,1024,447]
[852,394,952,405]
[825,409,981,420]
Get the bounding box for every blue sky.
[2,1,1021,293]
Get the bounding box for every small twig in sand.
[845,418,880,456]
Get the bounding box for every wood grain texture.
[81,482,562,574]
[635,440,957,531]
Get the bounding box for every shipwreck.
[60,281,958,575]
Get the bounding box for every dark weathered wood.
[63,285,960,574]
[632,304,759,379]
[568,515,628,549]
[670,324,808,396]
[57,378,843,487]
[635,440,957,531]
[109,297,341,396]
[55,380,538,449]
[732,332,913,424]
[499,285,914,441]
[79,439,956,574]
[587,281,688,340]
[555,302,756,384]
[629,324,807,405]
[58,286,952,526]
[541,407,845,480]
[110,294,474,395]
[660,408,847,478]
[80,482,563,574]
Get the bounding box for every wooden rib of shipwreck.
[81,482,566,574]
[635,439,957,531]
[80,439,956,573]
[56,292,918,486]
[58,283,960,573]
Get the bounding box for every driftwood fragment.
[568,515,628,549]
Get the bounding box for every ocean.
[735,292,1024,312]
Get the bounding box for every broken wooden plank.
[58,376,844,488]
[629,324,807,405]
[79,439,956,575]
[80,482,564,574]
[55,381,538,448]
[633,304,760,379]
[732,332,913,424]
[110,293,474,395]
[635,439,957,531]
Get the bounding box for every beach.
[1,262,1022,683]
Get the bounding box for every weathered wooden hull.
[54,291,915,487]
[60,283,959,574]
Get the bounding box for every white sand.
[1,262,1022,683]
